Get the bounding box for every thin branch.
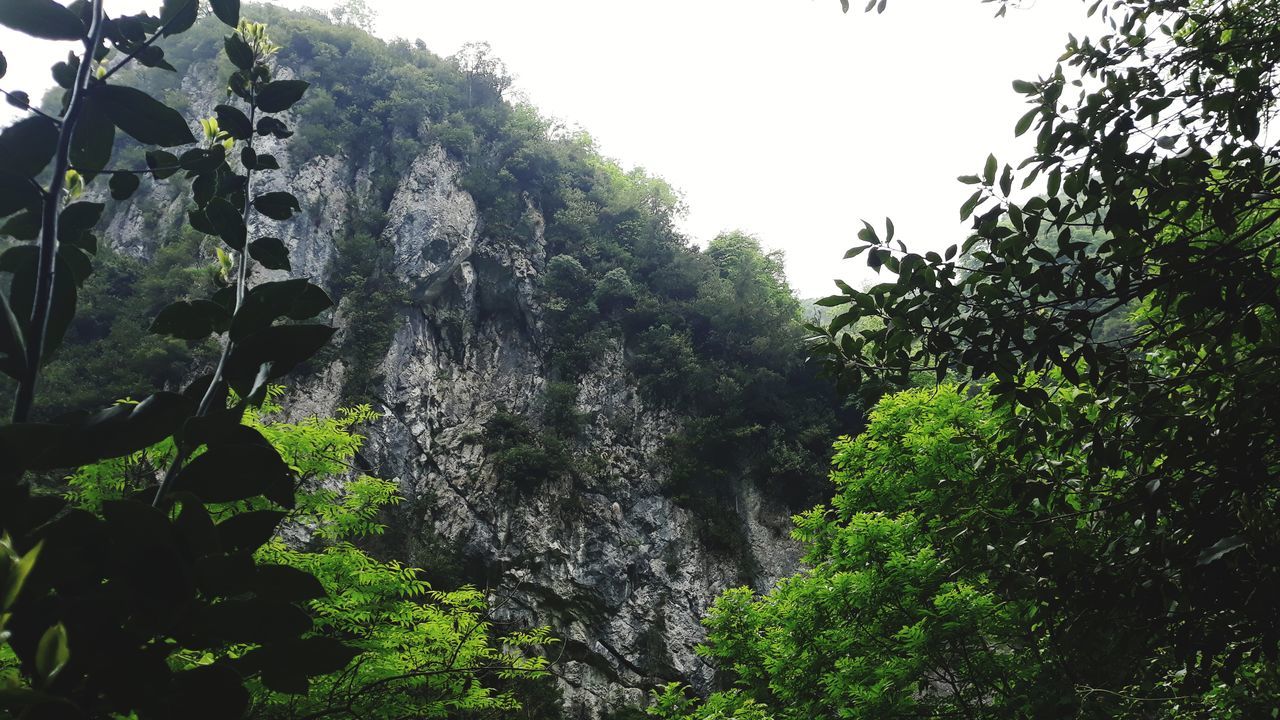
[0,89,61,123]
[153,50,259,507]
[12,0,106,423]
[100,0,200,83]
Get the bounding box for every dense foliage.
[653,0,1280,718]
[55,390,554,720]
[0,4,351,717]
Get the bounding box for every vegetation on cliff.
[4,0,1280,718]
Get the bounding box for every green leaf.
[150,299,231,340]
[146,149,180,179]
[254,565,326,602]
[34,623,69,686]
[58,202,104,245]
[159,0,198,35]
[0,0,85,40]
[205,197,247,250]
[1014,108,1038,137]
[1,209,41,240]
[1197,536,1247,566]
[960,190,983,221]
[229,280,333,341]
[109,172,141,200]
[209,0,239,27]
[814,295,848,308]
[99,85,196,147]
[256,116,293,139]
[983,154,997,185]
[175,500,221,559]
[255,80,309,113]
[29,393,194,469]
[174,444,293,504]
[0,116,58,177]
[215,104,252,140]
[70,94,115,180]
[2,245,77,361]
[255,154,280,170]
[253,191,301,221]
[1012,79,1037,94]
[216,510,286,553]
[1,539,40,610]
[224,324,335,396]
[0,171,41,219]
[249,237,291,271]
[224,33,253,71]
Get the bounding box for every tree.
[452,42,514,106]
[808,0,1280,710]
[652,383,1280,718]
[0,4,342,717]
[330,0,377,32]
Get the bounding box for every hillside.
[4,6,854,716]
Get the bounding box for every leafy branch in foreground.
[807,0,1280,711]
[60,391,555,720]
[0,2,351,717]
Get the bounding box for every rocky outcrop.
[106,87,802,718]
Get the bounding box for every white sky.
[1,1,1100,296]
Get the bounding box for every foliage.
[0,5,345,717]
[644,683,774,720]
[657,384,1280,718]
[483,404,573,494]
[63,391,555,720]
[1,234,218,419]
[802,0,1280,712]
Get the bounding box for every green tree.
[809,0,1280,708]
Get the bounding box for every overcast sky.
[1,0,1099,296]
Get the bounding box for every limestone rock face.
[107,75,801,716]
[385,146,480,302]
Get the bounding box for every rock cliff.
[90,15,819,717]
[108,119,802,720]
